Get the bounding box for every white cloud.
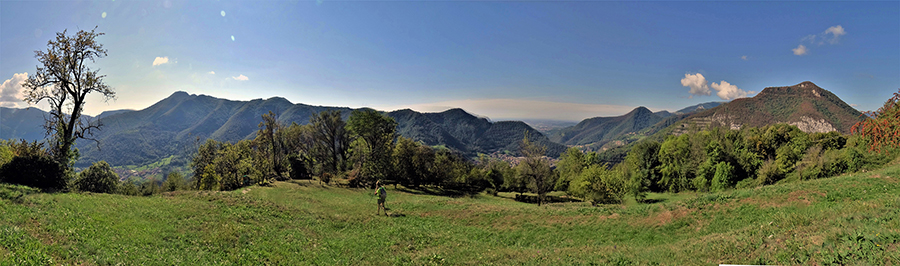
[741,55,748,60]
[711,80,754,100]
[208,71,216,75]
[231,74,249,81]
[152,57,170,66]
[793,44,808,56]
[392,99,639,121]
[824,25,846,44]
[0,73,29,108]
[681,73,710,97]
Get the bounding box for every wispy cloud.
[390,99,640,121]
[681,73,710,97]
[232,74,249,81]
[792,44,808,56]
[152,57,170,66]
[0,73,28,108]
[794,25,846,55]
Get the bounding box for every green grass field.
[2,164,900,265]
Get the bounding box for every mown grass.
[2,164,900,265]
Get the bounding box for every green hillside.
[550,107,665,146]
[2,161,899,265]
[59,92,561,168]
[390,108,566,158]
[548,102,722,151]
[0,107,50,142]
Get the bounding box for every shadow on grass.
[494,192,584,204]
[0,183,42,203]
[638,198,666,204]
[286,179,333,189]
[395,186,476,198]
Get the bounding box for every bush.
[756,159,782,186]
[0,155,67,191]
[73,161,120,193]
[0,145,13,167]
[140,179,161,196]
[118,179,140,196]
[710,162,734,192]
[569,165,627,205]
[162,172,187,192]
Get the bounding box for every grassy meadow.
[3,163,900,265]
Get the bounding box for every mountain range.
[1,91,563,168]
[587,81,865,164]
[545,102,722,149]
[0,81,865,171]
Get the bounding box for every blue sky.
[1,1,898,121]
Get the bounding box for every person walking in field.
[375,180,387,216]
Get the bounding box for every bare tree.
[23,27,116,167]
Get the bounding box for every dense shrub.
[162,172,187,192]
[73,161,120,193]
[0,155,66,191]
[569,165,627,205]
[118,179,140,196]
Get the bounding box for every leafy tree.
[0,144,13,167]
[22,27,116,168]
[197,164,220,190]
[622,141,661,201]
[658,134,692,192]
[73,161,119,193]
[162,172,187,192]
[282,123,315,179]
[255,111,287,180]
[569,164,627,205]
[140,178,162,196]
[190,139,259,191]
[710,162,734,192]
[852,89,900,153]
[310,110,350,174]
[118,178,140,196]
[413,144,437,186]
[516,134,555,206]
[213,141,258,190]
[347,109,397,187]
[191,139,221,189]
[555,147,587,192]
[393,136,421,187]
[478,155,513,195]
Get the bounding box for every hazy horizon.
[2,1,898,121]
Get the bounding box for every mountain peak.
[758,81,828,98]
[796,81,819,88]
[169,91,190,99]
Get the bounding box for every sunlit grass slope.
[3,164,900,265]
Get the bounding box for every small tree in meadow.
[73,161,119,194]
[517,134,555,206]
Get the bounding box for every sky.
[1,0,898,122]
